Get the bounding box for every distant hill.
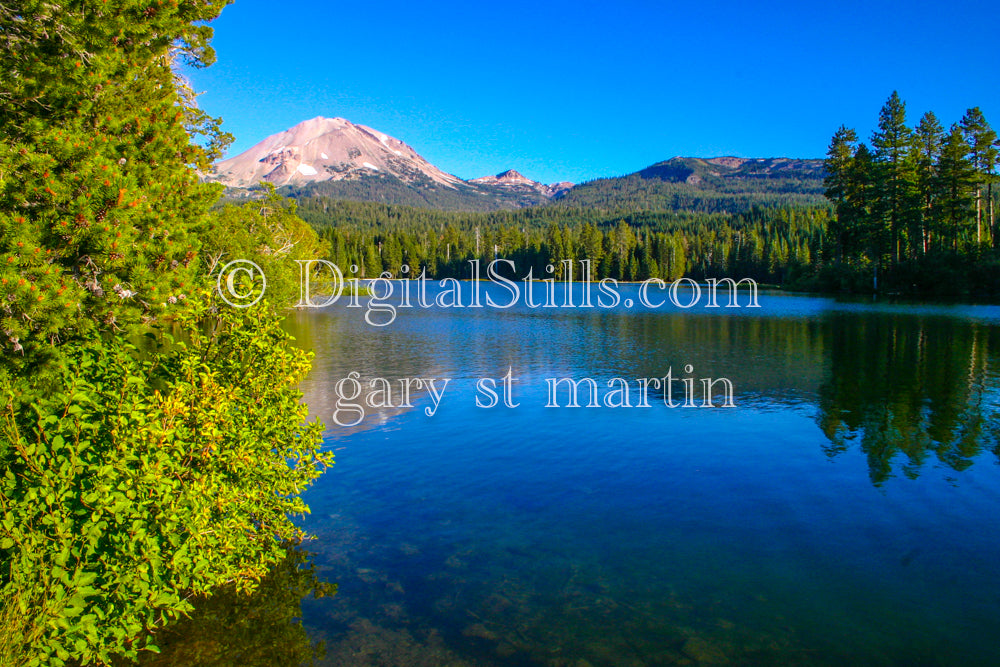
[554,157,828,213]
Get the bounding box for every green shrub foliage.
[0,304,331,664]
[203,186,330,309]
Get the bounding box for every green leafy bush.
[0,304,332,665]
[202,186,330,309]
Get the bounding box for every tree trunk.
[975,187,982,243]
[990,180,997,249]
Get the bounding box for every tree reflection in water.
[817,312,1000,485]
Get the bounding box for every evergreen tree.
[871,92,916,264]
[1,4,344,664]
[824,125,858,261]
[848,143,878,261]
[959,107,998,245]
[992,136,1000,249]
[0,0,232,359]
[913,112,944,253]
[936,125,977,250]
[580,221,603,267]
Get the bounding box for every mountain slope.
[555,156,828,213]
[280,174,557,211]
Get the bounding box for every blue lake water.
[284,285,1000,666]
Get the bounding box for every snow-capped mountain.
[209,116,465,189]
[207,117,576,211]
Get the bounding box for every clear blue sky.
[183,0,1000,185]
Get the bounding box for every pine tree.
[992,135,1000,249]
[936,125,977,250]
[913,112,944,253]
[824,125,858,261]
[580,221,604,267]
[959,107,998,245]
[363,243,381,277]
[849,144,879,261]
[1,0,232,358]
[871,91,917,264]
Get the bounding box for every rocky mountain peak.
[208,117,463,189]
[470,169,573,197]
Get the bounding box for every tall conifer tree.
[871,91,916,264]
[936,125,977,250]
[0,0,232,357]
[959,108,997,245]
[824,125,858,261]
[849,143,880,262]
[914,111,944,253]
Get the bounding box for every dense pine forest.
[296,198,829,285]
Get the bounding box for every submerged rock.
[681,636,729,664]
[462,623,498,642]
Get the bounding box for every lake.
[282,283,1000,666]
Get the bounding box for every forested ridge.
[554,156,827,212]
